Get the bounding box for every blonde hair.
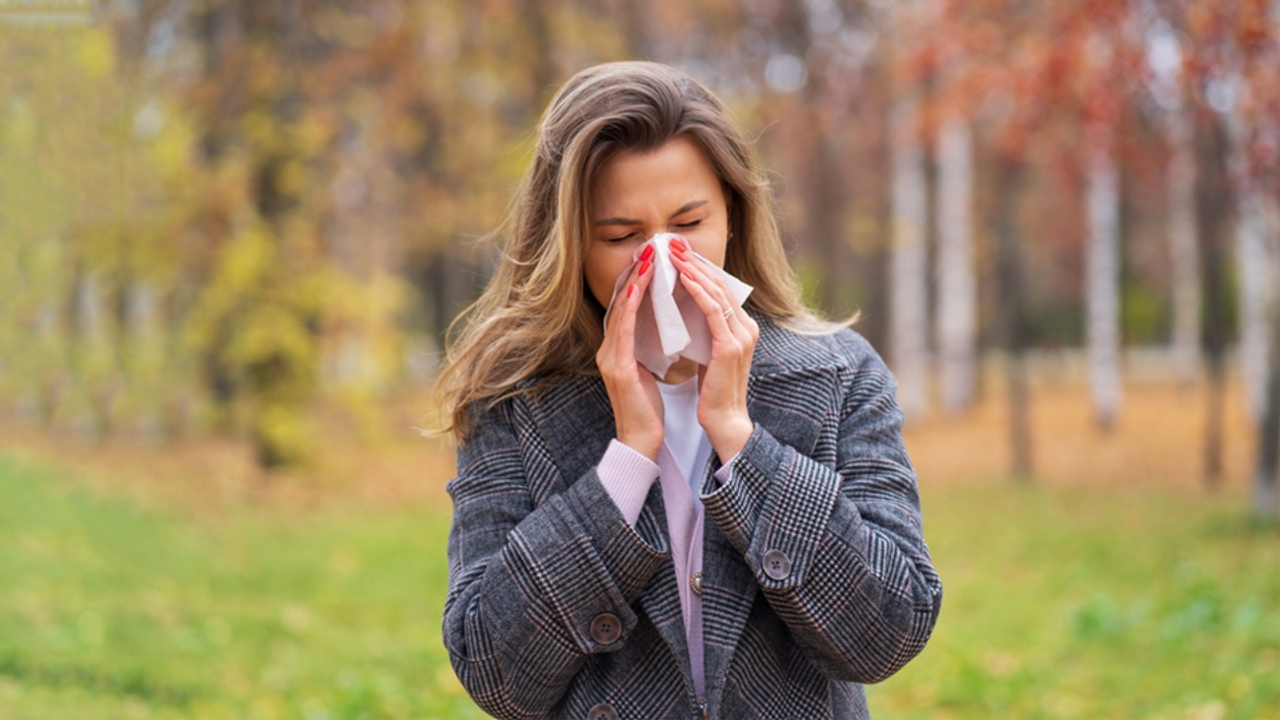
[436,61,846,441]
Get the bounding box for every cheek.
[687,229,728,268]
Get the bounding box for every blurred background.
[0,0,1277,718]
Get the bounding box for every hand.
[669,238,758,460]
[597,251,664,460]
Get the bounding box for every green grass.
[0,455,1276,719]
[0,456,482,720]
[867,482,1280,720]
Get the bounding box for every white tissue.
[604,233,753,377]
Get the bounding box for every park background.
[1,0,1278,718]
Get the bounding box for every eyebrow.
[594,199,708,226]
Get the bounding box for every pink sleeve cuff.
[711,452,740,488]
[598,440,661,527]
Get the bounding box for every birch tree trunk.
[890,92,930,421]
[935,116,976,414]
[1086,130,1122,430]
[1167,110,1201,387]
[1237,196,1273,422]
[1232,117,1273,423]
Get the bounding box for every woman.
[437,61,942,720]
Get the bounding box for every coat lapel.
[743,318,847,459]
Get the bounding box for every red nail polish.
[671,247,686,261]
[639,259,652,276]
[627,283,635,298]
[639,244,654,262]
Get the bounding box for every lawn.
[866,481,1279,720]
[0,454,1276,720]
[0,455,482,720]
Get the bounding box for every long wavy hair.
[435,61,847,441]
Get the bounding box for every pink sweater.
[597,439,737,702]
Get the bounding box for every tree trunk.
[1233,136,1272,424]
[1167,110,1201,388]
[814,131,849,316]
[995,157,1033,480]
[1256,280,1280,519]
[935,116,976,414]
[1194,102,1232,488]
[1252,158,1280,518]
[890,92,930,421]
[1086,130,1122,430]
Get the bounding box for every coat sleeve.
[701,333,943,684]
[442,397,670,719]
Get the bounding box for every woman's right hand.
[596,252,663,460]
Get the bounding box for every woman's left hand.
[670,238,759,461]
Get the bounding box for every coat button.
[590,613,621,645]
[762,549,792,580]
[690,571,703,596]
[587,702,619,720]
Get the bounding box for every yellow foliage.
[73,27,114,80]
[296,112,334,159]
[4,98,39,148]
[241,109,283,153]
[275,158,308,199]
[256,402,314,468]
[148,106,198,182]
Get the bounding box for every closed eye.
[605,232,637,243]
[674,219,701,229]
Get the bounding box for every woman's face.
[584,134,730,310]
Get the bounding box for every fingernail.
[671,247,686,261]
[627,283,635,298]
[640,259,652,276]
[639,244,654,262]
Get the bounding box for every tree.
[1166,107,1202,388]
[1234,152,1273,425]
[994,155,1035,480]
[926,0,1128,477]
[889,2,931,422]
[890,89,931,422]
[935,115,977,415]
[1086,119,1123,431]
[1257,235,1280,518]
[1232,0,1280,517]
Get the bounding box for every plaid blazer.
[444,318,943,720]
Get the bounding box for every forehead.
[590,135,722,215]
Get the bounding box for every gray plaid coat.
[444,318,942,719]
